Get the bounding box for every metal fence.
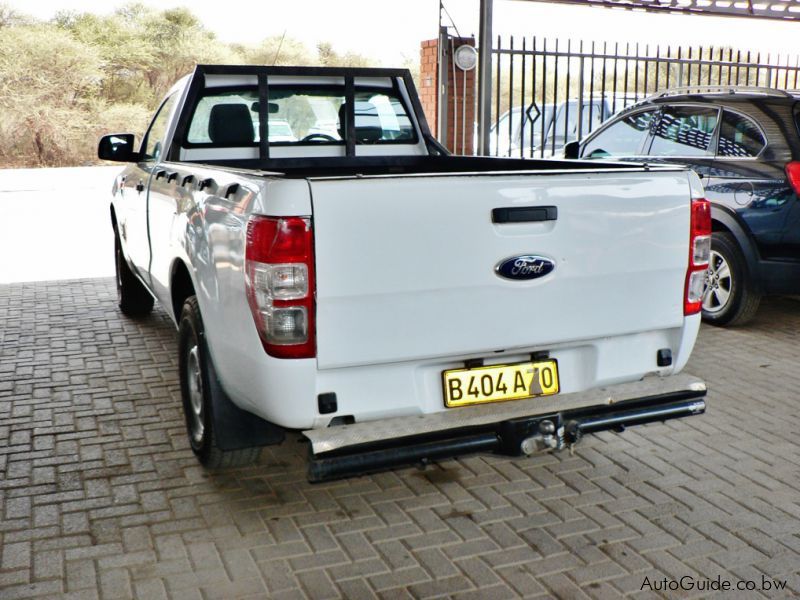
[489,37,800,158]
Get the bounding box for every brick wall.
[419,40,439,140]
[419,36,476,155]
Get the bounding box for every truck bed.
[196,154,655,179]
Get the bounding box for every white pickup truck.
[99,65,708,481]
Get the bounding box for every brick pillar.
[419,36,476,155]
[419,39,439,139]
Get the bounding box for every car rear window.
[717,110,765,158]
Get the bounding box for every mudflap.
[204,337,286,451]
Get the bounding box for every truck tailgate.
[310,169,691,370]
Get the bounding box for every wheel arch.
[170,259,196,325]
[710,205,762,293]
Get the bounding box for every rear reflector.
[245,216,315,358]
[685,198,711,316]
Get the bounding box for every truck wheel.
[701,232,760,326]
[115,234,153,316]
[178,296,262,468]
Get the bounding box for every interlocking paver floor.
[1,278,799,599]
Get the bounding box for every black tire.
[701,232,761,327]
[115,234,154,316]
[178,296,262,468]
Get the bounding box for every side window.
[493,112,509,136]
[552,104,568,139]
[506,109,522,147]
[717,110,766,158]
[581,109,657,158]
[648,106,719,157]
[557,101,606,143]
[142,94,177,161]
[493,110,518,153]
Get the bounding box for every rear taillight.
[245,216,315,358]
[684,198,711,315]
[786,161,800,195]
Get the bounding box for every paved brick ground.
[1,278,799,599]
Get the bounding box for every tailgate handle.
[492,206,558,224]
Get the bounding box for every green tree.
[0,25,102,165]
[0,2,30,28]
[316,41,374,67]
[0,5,385,167]
[54,10,157,106]
[241,34,314,66]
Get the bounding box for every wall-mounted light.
[454,45,478,71]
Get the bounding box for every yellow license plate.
[443,359,559,408]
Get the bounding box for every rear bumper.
[305,374,706,482]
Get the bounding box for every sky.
[6,0,800,66]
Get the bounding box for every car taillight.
[786,161,800,195]
[245,215,315,358]
[684,198,711,316]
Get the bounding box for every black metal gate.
[488,37,800,158]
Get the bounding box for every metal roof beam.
[514,0,800,22]
[477,0,494,155]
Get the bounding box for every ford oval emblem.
[495,255,555,280]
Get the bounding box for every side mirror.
[98,133,140,162]
[563,140,580,159]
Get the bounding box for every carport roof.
[519,0,800,21]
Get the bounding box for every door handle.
[492,206,558,224]
[135,180,145,193]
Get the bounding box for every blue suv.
[567,86,800,326]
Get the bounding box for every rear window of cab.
[185,86,417,147]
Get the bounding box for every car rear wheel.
[178,296,262,468]
[701,232,760,326]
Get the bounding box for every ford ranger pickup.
[98,65,709,481]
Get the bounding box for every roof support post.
[477,0,494,155]
[437,26,450,142]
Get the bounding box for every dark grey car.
[567,86,800,326]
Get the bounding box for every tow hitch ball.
[499,415,585,457]
[520,418,568,455]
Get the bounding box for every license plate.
[442,359,559,408]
